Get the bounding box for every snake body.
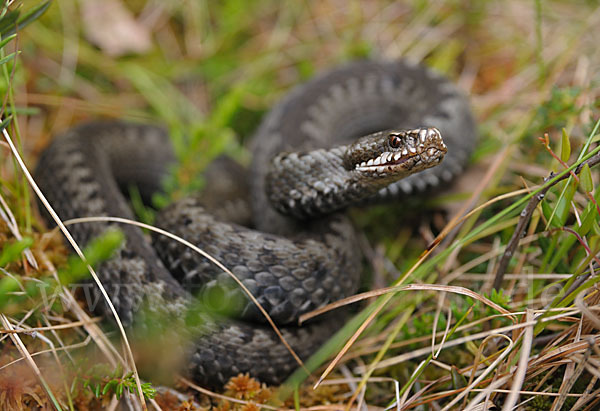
[34,60,475,386]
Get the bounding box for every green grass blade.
[1,1,51,37]
[0,9,20,37]
[0,33,16,49]
[0,50,19,66]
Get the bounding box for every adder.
[34,60,476,386]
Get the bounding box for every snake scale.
[34,60,476,386]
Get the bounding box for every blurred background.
[14,1,597,192]
[4,0,594,192]
[1,0,599,409]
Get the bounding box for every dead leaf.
[80,0,152,57]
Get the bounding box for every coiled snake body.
[35,60,476,386]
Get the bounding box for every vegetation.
[0,0,599,409]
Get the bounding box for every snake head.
[267,127,449,218]
[347,127,447,183]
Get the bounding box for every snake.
[34,60,476,387]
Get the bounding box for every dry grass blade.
[464,375,513,411]
[575,289,600,330]
[530,336,600,369]
[501,308,534,411]
[0,318,101,334]
[396,359,426,409]
[475,388,587,399]
[300,284,516,324]
[432,297,452,358]
[312,298,386,390]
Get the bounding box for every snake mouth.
[354,147,446,172]
[355,151,413,171]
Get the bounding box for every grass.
[1,0,600,409]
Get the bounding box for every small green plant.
[0,236,32,266]
[75,364,156,401]
[488,288,511,310]
[531,87,583,143]
[0,229,123,312]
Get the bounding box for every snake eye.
[389,134,402,149]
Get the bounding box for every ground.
[0,0,600,410]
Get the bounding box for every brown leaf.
[80,0,152,56]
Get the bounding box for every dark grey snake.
[34,60,476,387]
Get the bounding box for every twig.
[493,152,600,290]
